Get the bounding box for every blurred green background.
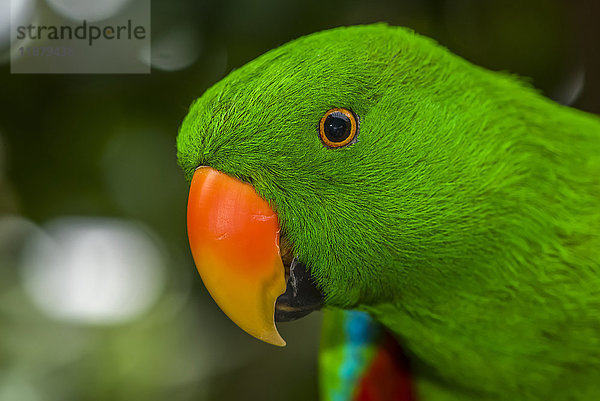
[0,0,598,400]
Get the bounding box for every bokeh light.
[0,0,10,54]
[20,217,165,325]
[45,0,133,22]
[140,24,202,71]
[0,374,41,401]
[0,0,36,63]
[553,65,585,106]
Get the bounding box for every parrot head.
[178,24,465,345]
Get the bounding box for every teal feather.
[320,309,381,401]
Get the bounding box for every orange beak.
[187,167,287,346]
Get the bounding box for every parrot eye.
[318,108,359,148]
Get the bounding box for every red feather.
[354,334,416,401]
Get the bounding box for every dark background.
[0,0,598,400]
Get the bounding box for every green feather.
[178,24,600,400]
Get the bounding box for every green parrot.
[177,24,600,401]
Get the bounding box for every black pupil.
[324,112,351,143]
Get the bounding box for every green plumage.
[178,24,600,400]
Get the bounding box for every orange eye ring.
[318,107,359,148]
